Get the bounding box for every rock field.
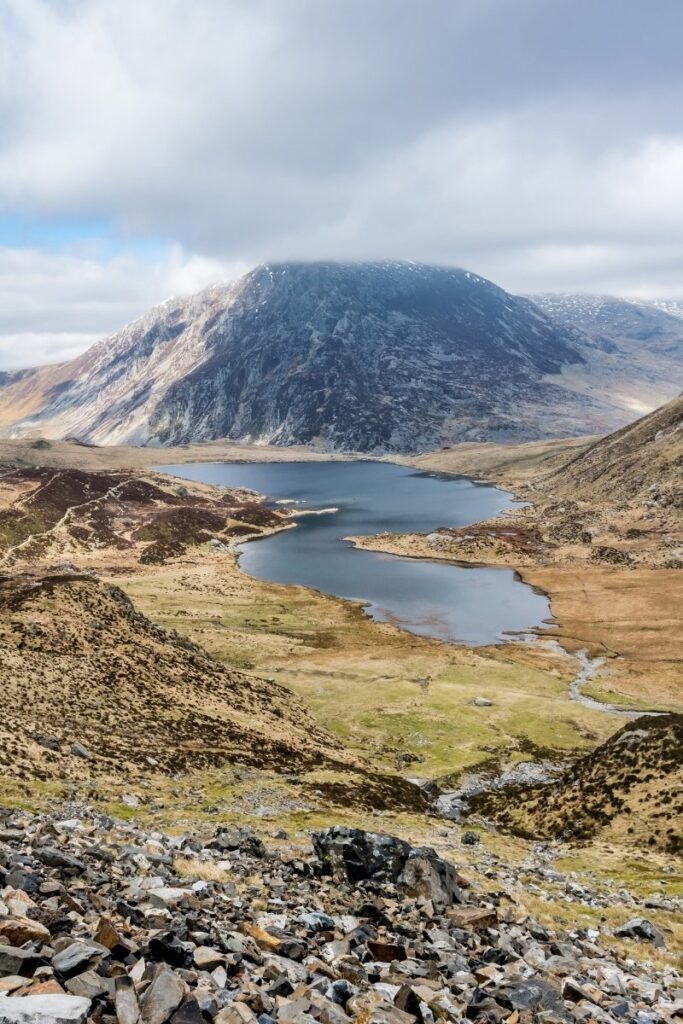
[0,808,680,1024]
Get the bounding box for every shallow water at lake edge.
[157,461,551,646]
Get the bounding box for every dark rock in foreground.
[313,826,462,906]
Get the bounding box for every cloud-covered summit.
[1,0,683,368]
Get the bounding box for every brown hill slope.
[0,464,286,567]
[471,713,683,854]
[0,464,425,810]
[0,569,340,781]
[543,391,682,506]
[0,569,424,811]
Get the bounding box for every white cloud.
[0,332,100,370]
[1,0,683,367]
[0,245,244,370]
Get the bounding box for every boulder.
[209,827,265,858]
[0,947,43,978]
[148,887,194,910]
[69,744,91,760]
[0,995,90,1024]
[52,941,109,977]
[115,976,142,1024]
[614,917,666,948]
[0,917,51,945]
[313,828,411,884]
[36,848,85,872]
[398,846,462,905]
[192,947,224,971]
[312,827,461,906]
[140,964,185,1024]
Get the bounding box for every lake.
[157,460,551,646]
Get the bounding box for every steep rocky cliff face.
[0,261,668,452]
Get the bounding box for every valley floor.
[0,434,680,939]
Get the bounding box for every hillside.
[406,394,682,570]
[0,464,426,810]
[0,261,639,452]
[471,713,683,854]
[0,466,335,781]
[531,293,683,418]
[531,293,683,358]
[0,568,342,782]
[543,391,682,507]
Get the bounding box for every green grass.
[111,556,624,784]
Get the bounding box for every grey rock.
[65,970,112,999]
[461,831,480,846]
[115,976,142,1024]
[614,917,666,948]
[0,946,42,978]
[36,848,85,872]
[313,827,461,906]
[35,736,61,752]
[398,846,462,906]
[69,744,91,760]
[52,941,109,977]
[140,964,186,1024]
[192,947,224,971]
[0,996,91,1024]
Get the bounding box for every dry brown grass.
[404,435,595,488]
[0,437,357,472]
[173,856,236,884]
[522,564,683,707]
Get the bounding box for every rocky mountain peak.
[0,261,594,451]
[1,261,680,452]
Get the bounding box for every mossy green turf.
[111,550,623,783]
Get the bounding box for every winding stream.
[569,649,656,718]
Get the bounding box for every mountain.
[2,262,681,453]
[529,293,683,420]
[470,712,683,854]
[531,292,683,358]
[0,261,618,452]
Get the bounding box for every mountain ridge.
[0,261,680,452]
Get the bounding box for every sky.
[1,0,683,369]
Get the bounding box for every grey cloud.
[0,0,682,368]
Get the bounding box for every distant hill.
[0,260,667,453]
[531,293,683,358]
[530,293,683,420]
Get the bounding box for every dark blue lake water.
[157,461,550,645]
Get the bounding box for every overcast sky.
[1,0,683,369]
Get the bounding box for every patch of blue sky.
[0,215,168,262]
